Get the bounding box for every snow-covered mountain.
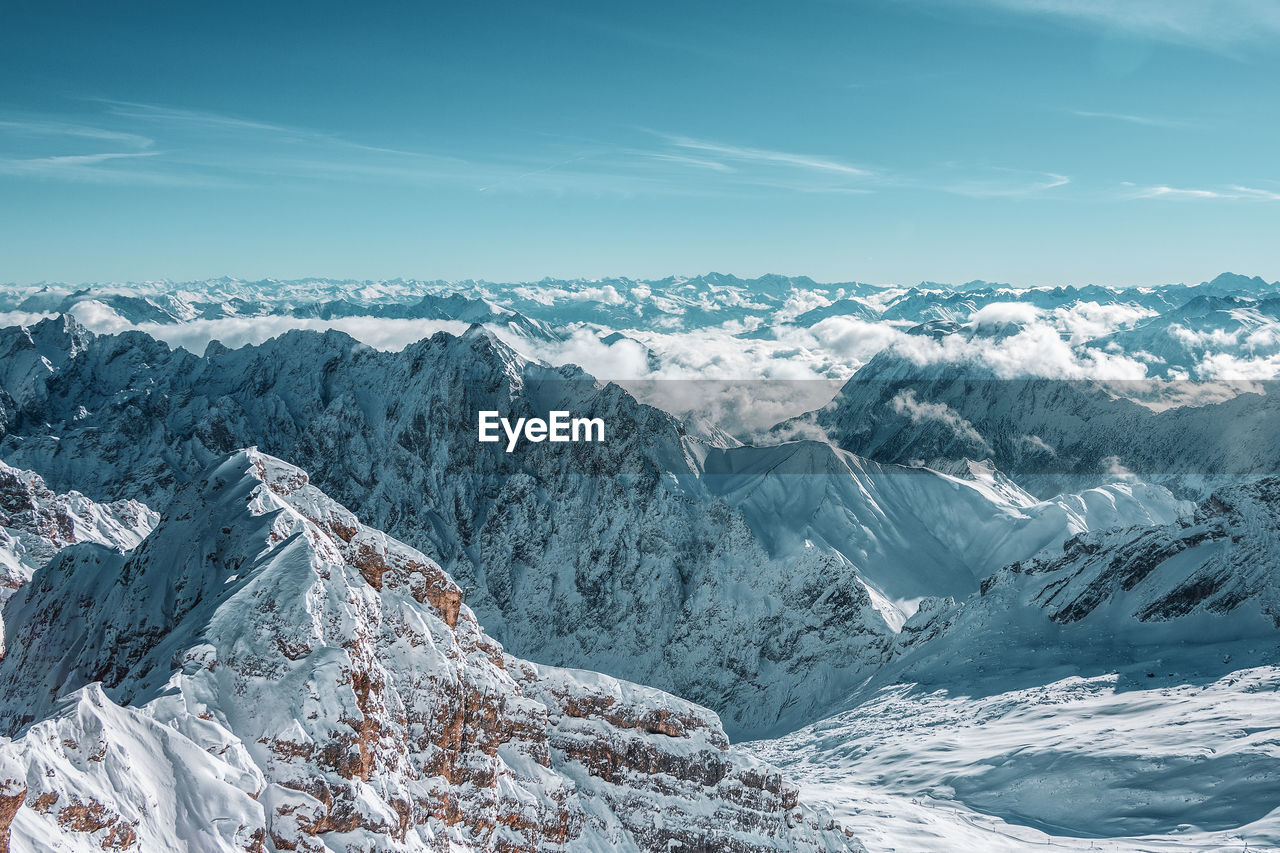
[1088,293,1280,379]
[0,449,860,852]
[907,474,1280,674]
[3,271,1280,851]
[749,475,1280,851]
[0,316,1185,737]
[6,271,1273,335]
[788,344,1280,499]
[7,272,1280,435]
[0,460,155,656]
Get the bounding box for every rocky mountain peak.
[0,449,861,852]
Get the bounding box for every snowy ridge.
[0,449,861,852]
[0,460,155,656]
[0,317,1188,737]
[794,347,1280,499]
[0,274,1278,849]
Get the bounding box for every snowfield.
[751,669,1280,852]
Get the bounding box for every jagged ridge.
[0,449,861,852]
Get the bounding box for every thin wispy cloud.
[0,101,472,189]
[0,103,1071,204]
[0,119,155,149]
[925,0,1280,50]
[477,155,596,193]
[888,163,1071,199]
[933,170,1070,198]
[641,152,736,173]
[638,133,1071,200]
[94,99,430,158]
[1135,186,1225,200]
[30,152,158,166]
[1231,185,1280,201]
[1068,109,1187,129]
[659,133,872,178]
[0,151,162,181]
[1128,183,1280,201]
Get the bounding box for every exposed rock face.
[0,450,861,852]
[1002,476,1280,629]
[0,460,155,657]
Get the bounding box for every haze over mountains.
[1,272,1279,851]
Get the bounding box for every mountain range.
[1,272,1279,851]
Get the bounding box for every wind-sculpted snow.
[0,450,861,852]
[751,670,1280,851]
[0,317,1184,737]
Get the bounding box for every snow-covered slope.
[751,670,1280,852]
[748,475,1280,851]
[0,449,861,852]
[696,442,1186,625]
[907,474,1280,680]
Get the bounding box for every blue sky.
[2,0,1278,286]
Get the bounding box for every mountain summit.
[0,450,859,852]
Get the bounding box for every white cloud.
[1195,351,1280,380]
[777,290,834,322]
[523,327,657,379]
[1019,434,1057,455]
[1102,455,1139,483]
[970,302,1040,327]
[510,284,626,306]
[802,316,903,367]
[1167,324,1241,350]
[1049,301,1156,345]
[889,389,992,453]
[888,318,1151,380]
[661,134,871,177]
[1130,184,1280,201]
[0,310,55,328]
[1067,110,1186,128]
